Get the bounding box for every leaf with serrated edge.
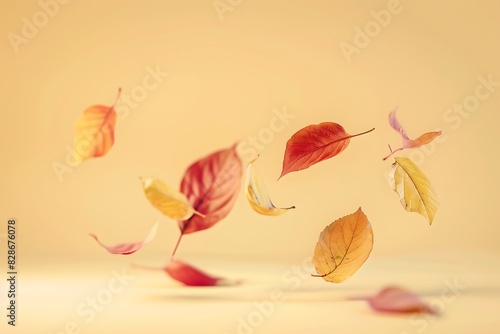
[73,89,121,164]
[312,208,373,283]
[245,158,295,216]
[179,143,243,234]
[141,177,204,221]
[389,157,438,224]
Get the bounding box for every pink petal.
[389,110,409,140]
[90,223,158,255]
[367,286,438,314]
[387,111,442,156]
[165,259,241,287]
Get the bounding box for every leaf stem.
[312,256,340,278]
[382,146,404,161]
[170,233,184,261]
[194,210,206,218]
[350,127,376,139]
[311,267,336,278]
[112,87,122,107]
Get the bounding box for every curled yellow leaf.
[389,157,438,224]
[141,177,204,221]
[312,207,373,283]
[245,159,295,216]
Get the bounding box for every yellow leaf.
[73,89,121,164]
[245,159,295,216]
[389,157,438,224]
[141,177,204,221]
[312,207,373,283]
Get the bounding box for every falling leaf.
[141,177,204,221]
[90,223,158,255]
[312,208,373,283]
[383,110,442,160]
[165,259,241,286]
[73,88,122,164]
[179,143,243,235]
[389,157,438,224]
[280,123,374,178]
[367,286,438,314]
[245,158,295,216]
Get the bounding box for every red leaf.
[179,144,243,235]
[90,223,158,255]
[279,123,374,178]
[165,259,241,286]
[384,110,442,160]
[367,286,438,314]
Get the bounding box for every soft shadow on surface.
[136,285,500,304]
[136,288,366,303]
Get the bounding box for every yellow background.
[1,0,500,333]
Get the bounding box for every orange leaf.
[404,131,442,148]
[312,207,373,283]
[73,88,121,164]
[280,123,374,178]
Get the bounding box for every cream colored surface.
[3,253,500,333]
[1,0,500,333]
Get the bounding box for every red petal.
[90,223,158,255]
[367,286,438,314]
[165,259,241,287]
[280,123,374,178]
[179,144,243,234]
